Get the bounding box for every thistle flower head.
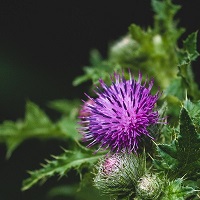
[79,71,164,153]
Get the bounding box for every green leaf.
[56,116,81,141]
[152,0,182,36]
[0,101,79,158]
[154,143,178,171]
[175,107,200,176]
[72,68,91,86]
[184,100,200,132]
[176,32,200,100]
[129,24,147,43]
[22,148,103,191]
[154,106,200,178]
[165,78,186,100]
[158,143,177,159]
[183,31,199,61]
[165,32,200,101]
[72,50,117,86]
[73,63,121,86]
[89,49,103,66]
[161,178,196,200]
[177,62,200,100]
[152,0,181,21]
[25,101,52,128]
[47,99,80,118]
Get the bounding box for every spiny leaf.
[161,178,196,200]
[175,107,200,176]
[72,50,118,86]
[177,32,200,100]
[89,49,103,66]
[154,143,178,171]
[183,31,199,61]
[22,149,103,191]
[152,0,181,21]
[0,101,79,158]
[25,101,52,126]
[177,63,200,100]
[154,106,200,178]
[165,32,200,102]
[47,99,80,117]
[73,62,121,86]
[129,24,147,43]
[152,0,182,36]
[158,143,177,159]
[164,78,186,100]
[184,100,200,132]
[162,78,183,124]
[184,100,200,118]
[56,116,81,141]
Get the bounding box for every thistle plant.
[0,0,200,199]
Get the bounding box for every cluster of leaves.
[153,102,200,199]
[0,0,200,199]
[0,100,80,158]
[73,0,185,90]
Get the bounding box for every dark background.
[0,1,199,200]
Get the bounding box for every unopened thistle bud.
[109,35,138,63]
[136,173,162,199]
[93,152,146,198]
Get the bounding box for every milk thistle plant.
[0,0,200,199]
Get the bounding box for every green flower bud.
[93,152,146,198]
[109,35,138,64]
[136,173,162,199]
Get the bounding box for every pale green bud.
[136,173,162,199]
[109,35,138,64]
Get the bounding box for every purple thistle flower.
[79,71,164,153]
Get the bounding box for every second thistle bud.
[136,173,162,199]
[93,152,146,198]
